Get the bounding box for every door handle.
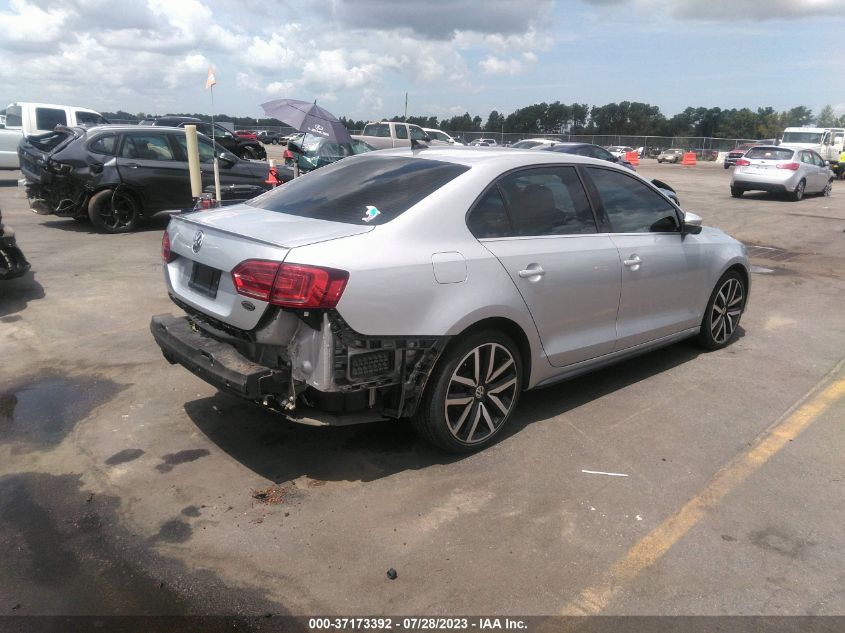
[124,162,139,168]
[518,266,545,278]
[623,255,641,267]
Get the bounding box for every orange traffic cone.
[682,152,697,166]
[625,151,639,167]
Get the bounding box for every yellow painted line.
[562,366,845,616]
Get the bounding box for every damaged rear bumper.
[150,314,289,400]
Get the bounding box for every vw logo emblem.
[192,230,204,253]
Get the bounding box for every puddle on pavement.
[0,372,124,452]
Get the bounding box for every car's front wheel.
[823,179,833,197]
[697,270,746,350]
[88,189,140,233]
[412,330,522,452]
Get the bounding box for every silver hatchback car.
[151,148,749,452]
[730,146,834,200]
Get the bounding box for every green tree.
[784,106,814,127]
[484,110,505,133]
[816,105,838,127]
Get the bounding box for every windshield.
[782,131,824,144]
[249,155,470,225]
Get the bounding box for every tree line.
[103,102,845,139]
[342,102,844,139]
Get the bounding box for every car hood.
[178,203,375,249]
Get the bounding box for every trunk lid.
[166,205,373,330]
[19,127,80,183]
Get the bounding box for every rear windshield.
[249,155,470,225]
[26,129,75,152]
[746,147,793,160]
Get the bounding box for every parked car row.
[139,116,266,160]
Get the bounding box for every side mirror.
[682,211,703,235]
[218,151,237,166]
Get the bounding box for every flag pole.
[209,82,222,205]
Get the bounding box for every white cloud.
[479,55,526,76]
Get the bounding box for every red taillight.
[231,260,349,308]
[735,158,751,166]
[283,149,294,160]
[776,162,800,171]
[162,231,174,263]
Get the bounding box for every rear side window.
[585,167,679,233]
[249,155,469,225]
[120,133,175,161]
[363,123,390,137]
[746,147,793,160]
[4,105,22,127]
[89,134,117,155]
[36,107,67,130]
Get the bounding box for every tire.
[724,164,730,170]
[730,186,744,198]
[88,189,140,233]
[822,179,833,197]
[696,270,746,350]
[271,139,279,145]
[412,330,523,453]
[240,146,259,160]
[790,179,805,202]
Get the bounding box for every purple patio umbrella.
[260,99,352,145]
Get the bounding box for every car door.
[116,131,192,212]
[468,165,622,367]
[582,166,708,350]
[808,151,828,191]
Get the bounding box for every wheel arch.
[450,316,533,389]
[88,185,145,215]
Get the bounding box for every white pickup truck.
[0,102,108,169]
[780,126,844,168]
[356,121,432,149]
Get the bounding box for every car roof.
[372,146,631,170]
[79,125,190,134]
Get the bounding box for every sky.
[1,0,843,123]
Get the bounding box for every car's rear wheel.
[240,146,259,160]
[88,189,140,233]
[730,186,744,198]
[271,138,279,145]
[790,179,806,202]
[412,330,522,453]
[697,270,746,350]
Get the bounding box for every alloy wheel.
[710,277,744,344]
[99,192,137,231]
[444,343,518,445]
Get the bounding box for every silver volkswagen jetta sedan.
[151,148,749,452]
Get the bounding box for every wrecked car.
[0,207,30,280]
[150,148,749,453]
[19,125,289,233]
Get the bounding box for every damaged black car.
[19,125,289,233]
[0,207,30,280]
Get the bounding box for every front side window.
[89,134,117,155]
[410,126,426,141]
[394,125,408,140]
[249,155,469,225]
[76,111,108,125]
[175,135,216,163]
[120,133,175,161]
[585,167,679,233]
[35,107,67,130]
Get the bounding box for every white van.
[0,102,109,169]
